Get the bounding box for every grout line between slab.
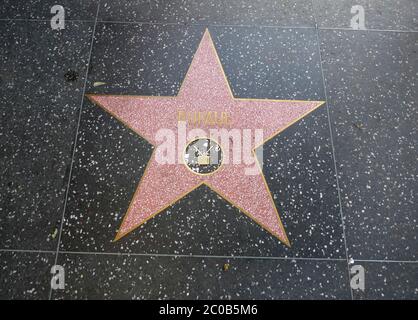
[1,18,417,33]
[95,19,316,29]
[354,259,418,264]
[0,248,56,254]
[311,0,354,300]
[47,1,101,300]
[58,250,347,262]
[0,18,94,23]
[318,26,418,33]
[94,20,418,33]
[1,248,417,264]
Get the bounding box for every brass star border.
[86,29,325,247]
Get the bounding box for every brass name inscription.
[178,111,231,127]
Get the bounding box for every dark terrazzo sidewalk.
[0,0,416,300]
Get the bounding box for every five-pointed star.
[87,29,324,246]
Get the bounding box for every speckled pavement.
[0,0,417,300]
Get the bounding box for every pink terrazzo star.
[87,29,324,246]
